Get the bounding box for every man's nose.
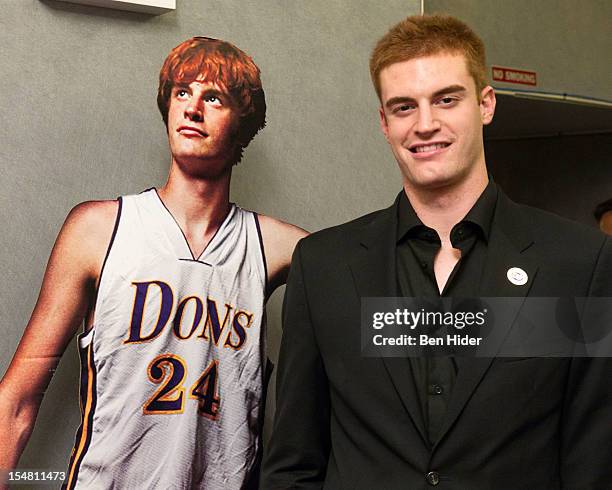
[415,106,440,135]
[184,98,204,122]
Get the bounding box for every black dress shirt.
[396,180,497,446]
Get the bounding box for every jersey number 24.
[143,354,220,420]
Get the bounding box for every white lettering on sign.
[492,66,537,86]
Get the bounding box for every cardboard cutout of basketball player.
[0,37,307,489]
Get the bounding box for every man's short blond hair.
[370,14,487,100]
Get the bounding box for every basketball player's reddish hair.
[370,14,487,101]
[157,37,266,162]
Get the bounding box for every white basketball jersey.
[65,189,267,489]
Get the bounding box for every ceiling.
[485,93,612,140]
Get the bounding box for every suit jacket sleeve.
[560,237,612,488]
[261,241,331,489]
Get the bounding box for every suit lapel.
[434,190,539,450]
[348,195,429,445]
[347,209,396,301]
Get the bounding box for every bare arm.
[0,200,117,477]
[257,215,308,298]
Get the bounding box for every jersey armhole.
[87,197,123,333]
[253,213,268,295]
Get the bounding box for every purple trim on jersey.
[65,333,98,489]
[252,212,269,481]
[153,188,197,260]
[253,213,268,294]
[64,334,88,487]
[152,188,235,262]
[87,197,123,335]
[178,258,213,266]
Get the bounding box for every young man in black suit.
[262,14,612,489]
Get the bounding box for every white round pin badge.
[507,267,528,286]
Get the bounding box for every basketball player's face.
[167,79,241,178]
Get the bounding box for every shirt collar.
[396,179,498,243]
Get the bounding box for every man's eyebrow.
[172,85,227,99]
[384,84,468,109]
[432,84,467,97]
[384,96,415,110]
[202,88,225,96]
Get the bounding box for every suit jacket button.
[426,471,440,486]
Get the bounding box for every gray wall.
[426,0,612,100]
[0,0,420,474]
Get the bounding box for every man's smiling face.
[379,52,495,192]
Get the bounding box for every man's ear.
[480,86,496,126]
[379,106,390,142]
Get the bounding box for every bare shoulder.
[57,199,120,279]
[256,214,308,295]
[65,199,118,231]
[257,214,308,247]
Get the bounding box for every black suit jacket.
[262,189,612,490]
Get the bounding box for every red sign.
[492,66,537,86]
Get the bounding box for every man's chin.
[401,161,480,193]
[404,172,459,192]
[174,154,234,180]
